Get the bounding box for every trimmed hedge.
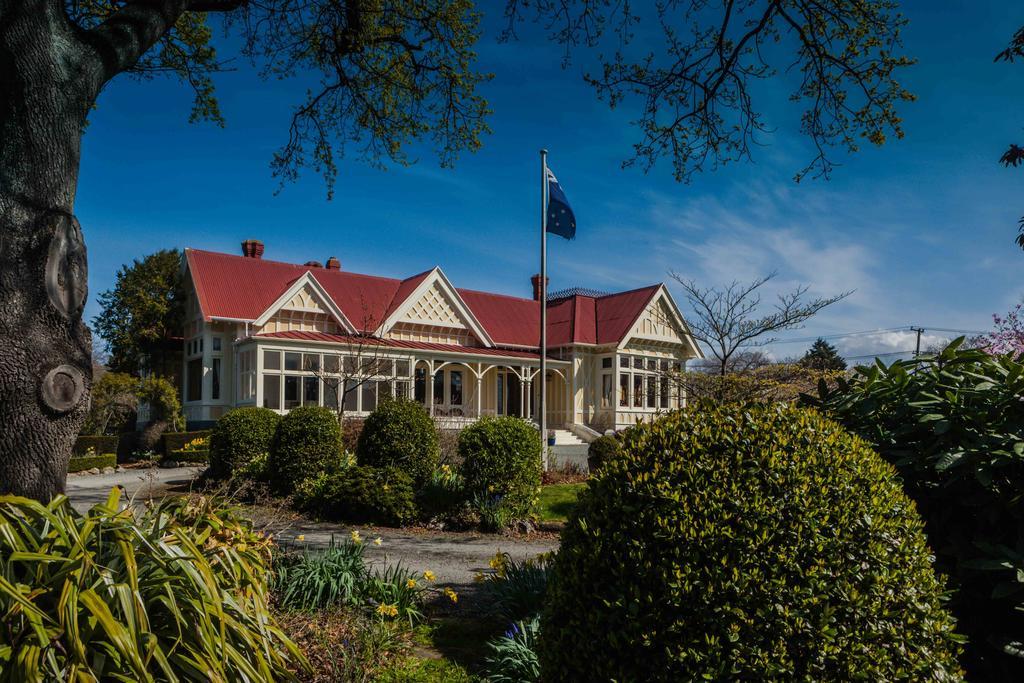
[539,403,963,681]
[356,398,439,487]
[269,406,343,493]
[162,430,211,457]
[209,407,281,478]
[586,434,619,474]
[458,416,542,519]
[303,465,417,526]
[68,453,117,473]
[168,449,209,463]
[73,435,118,457]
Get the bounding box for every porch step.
[550,429,585,446]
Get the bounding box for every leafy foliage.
[416,464,465,521]
[483,618,541,683]
[799,337,848,371]
[303,465,417,526]
[270,405,343,493]
[210,406,282,478]
[539,403,963,681]
[803,338,1024,679]
[92,249,185,375]
[72,435,119,456]
[357,397,440,488]
[672,362,843,404]
[480,552,550,624]
[275,542,367,611]
[585,435,619,474]
[458,416,542,521]
[82,371,138,435]
[137,375,185,431]
[0,489,306,680]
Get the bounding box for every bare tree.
[670,271,851,376]
[303,304,394,428]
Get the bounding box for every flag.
[546,168,576,240]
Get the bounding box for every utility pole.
[910,326,924,357]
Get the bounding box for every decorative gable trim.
[377,267,495,347]
[252,271,357,334]
[617,285,703,358]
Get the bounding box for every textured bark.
[0,2,99,499]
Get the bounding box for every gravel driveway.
[64,467,559,602]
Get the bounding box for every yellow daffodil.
[295,534,305,542]
[406,578,417,588]
[474,572,485,583]
[376,603,399,618]
[423,570,435,581]
[373,537,383,546]
[444,587,458,603]
[350,530,362,544]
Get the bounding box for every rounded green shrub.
[539,403,963,682]
[459,416,542,519]
[585,434,619,474]
[209,407,281,478]
[308,465,416,526]
[356,398,439,487]
[269,405,343,493]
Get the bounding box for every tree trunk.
[0,4,99,500]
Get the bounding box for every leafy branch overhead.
[994,24,1024,249]
[504,0,916,182]
[65,0,492,197]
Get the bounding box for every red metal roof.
[186,249,661,349]
[257,331,564,361]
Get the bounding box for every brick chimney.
[531,273,548,301]
[304,260,323,268]
[241,239,264,259]
[325,256,341,270]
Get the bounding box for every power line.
[769,325,986,347]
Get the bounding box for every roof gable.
[253,271,356,333]
[617,285,702,357]
[377,268,495,346]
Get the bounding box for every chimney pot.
[241,239,264,259]
[531,273,549,301]
[325,256,341,270]
[304,260,323,268]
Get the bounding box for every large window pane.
[344,380,359,413]
[362,381,377,412]
[263,375,280,409]
[450,371,463,405]
[303,354,320,372]
[285,352,301,371]
[395,380,410,400]
[647,376,656,408]
[324,355,341,373]
[660,377,670,409]
[263,350,281,370]
[619,373,629,407]
[433,371,444,405]
[284,376,300,409]
[303,376,319,405]
[396,360,410,376]
[601,374,612,408]
[324,380,339,409]
[211,358,221,400]
[187,359,202,402]
[414,368,426,404]
[633,375,643,407]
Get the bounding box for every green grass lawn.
[537,482,587,523]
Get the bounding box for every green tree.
[0,1,915,500]
[799,338,847,372]
[82,371,139,435]
[93,249,186,376]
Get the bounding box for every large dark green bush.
[803,338,1024,679]
[539,403,963,682]
[269,406,342,492]
[585,434,619,474]
[0,490,306,680]
[304,465,416,526]
[162,429,212,456]
[356,398,439,487]
[68,452,117,472]
[459,416,542,520]
[209,407,281,478]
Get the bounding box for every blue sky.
[78,1,1023,361]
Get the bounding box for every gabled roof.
[376,267,495,347]
[185,249,687,352]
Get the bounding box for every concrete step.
[551,429,585,445]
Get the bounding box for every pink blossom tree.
[971,304,1024,355]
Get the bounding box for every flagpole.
[539,148,548,470]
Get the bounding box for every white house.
[179,241,702,440]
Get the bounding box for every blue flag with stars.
[546,168,576,240]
